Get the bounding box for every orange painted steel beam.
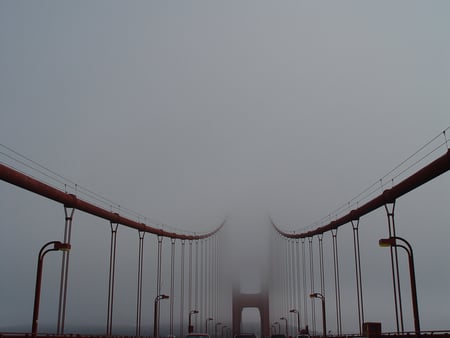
[0,163,224,240]
[273,149,450,238]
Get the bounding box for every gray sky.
[1,1,450,335]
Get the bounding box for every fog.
[1,1,450,335]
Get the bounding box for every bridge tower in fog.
[232,280,270,338]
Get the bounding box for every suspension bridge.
[1,130,450,338]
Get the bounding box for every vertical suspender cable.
[295,239,302,331]
[292,239,298,325]
[214,235,218,322]
[136,231,145,336]
[282,237,287,316]
[170,239,176,336]
[180,240,186,338]
[318,234,325,296]
[301,239,308,330]
[276,234,281,319]
[189,240,193,314]
[286,238,292,315]
[331,229,342,335]
[215,234,219,322]
[351,219,365,335]
[216,234,221,322]
[290,239,297,337]
[157,236,163,296]
[204,238,208,322]
[107,221,119,336]
[57,206,75,334]
[292,238,297,315]
[208,238,213,320]
[195,240,199,330]
[385,202,404,333]
[156,236,163,337]
[308,237,316,335]
[199,240,204,326]
[318,234,325,336]
[204,239,208,320]
[280,234,284,318]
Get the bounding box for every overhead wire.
[0,143,215,236]
[274,127,450,234]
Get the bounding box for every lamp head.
[379,237,396,247]
[289,309,298,313]
[54,242,71,251]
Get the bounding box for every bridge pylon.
[232,280,270,338]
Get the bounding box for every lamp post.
[205,317,213,334]
[215,322,222,338]
[274,322,280,334]
[379,236,420,335]
[188,310,199,333]
[310,293,326,337]
[32,241,71,338]
[290,309,300,334]
[153,294,169,338]
[280,317,288,337]
[221,325,228,338]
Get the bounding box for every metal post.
[215,322,222,338]
[189,310,198,333]
[379,237,420,335]
[154,294,169,338]
[310,293,326,338]
[33,241,71,338]
[290,309,300,334]
[280,317,288,337]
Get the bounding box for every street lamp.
[215,322,222,338]
[205,317,213,333]
[379,236,420,335]
[188,310,199,333]
[32,241,71,338]
[310,293,326,337]
[153,294,169,338]
[280,317,288,337]
[274,322,280,334]
[221,325,228,337]
[290,309,300,334]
